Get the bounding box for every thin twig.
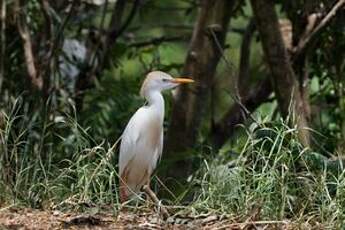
[142,185,170,220]
[209,29,260,126]
[293,0,345,56]
[154,175,177,200]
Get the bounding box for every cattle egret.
[119,71,194,202]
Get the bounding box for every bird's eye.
[162,79,169,82]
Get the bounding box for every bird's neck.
[146,91,165,120]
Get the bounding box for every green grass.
[1,99,345,228]
[0,98,121,211]
[191,121,345,228]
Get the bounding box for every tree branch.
[212,77,272,149]
[250,0,310,146]
[40,0,53,58]
[146,23,246,34]
[15,0,43,90]
[128,35,188,48]
[211,18,258,149]
[75,0,140,110]
[107,0,125,40]
[107,0,139,42]
[49,0,78,61]
[114,0,140,40]
[293,0,345,56]
[238,19,256,96]
[40,0,54,95]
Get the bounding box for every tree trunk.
[250,0,310,146]
[284,1,320,123]
[238,19,256,97]
[163,0,235,184]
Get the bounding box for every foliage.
[0,99,119,209]
[192,120,345,227]
[2,100,345,227]
[0,0,345,227]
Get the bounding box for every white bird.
[118,71,194,202]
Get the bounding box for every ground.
[0,206,302,230]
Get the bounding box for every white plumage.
[118,71,194,202]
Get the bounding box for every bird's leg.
[142,185,169,219]
[144,181,152,206]
[119,180,128,203]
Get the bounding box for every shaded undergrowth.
[1,99,344,228]
[192,122,345,228]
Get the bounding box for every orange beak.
[170,77,195,84]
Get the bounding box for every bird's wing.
[118,107,146,176]
[152,131,163,170]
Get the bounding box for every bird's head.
[140,71,194,98]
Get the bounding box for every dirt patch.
[0,207,296,229]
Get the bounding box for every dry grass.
[0,206,304,230]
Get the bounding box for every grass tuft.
[1,100,345,228]
[190,120,345,228]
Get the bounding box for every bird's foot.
[142,185,170,220]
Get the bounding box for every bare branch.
[40,0,53,57]
[212,77,272,149]
[15,0,43,90]
[293,0,345,56]
[211,19,259,149]
[39,0,55,94]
